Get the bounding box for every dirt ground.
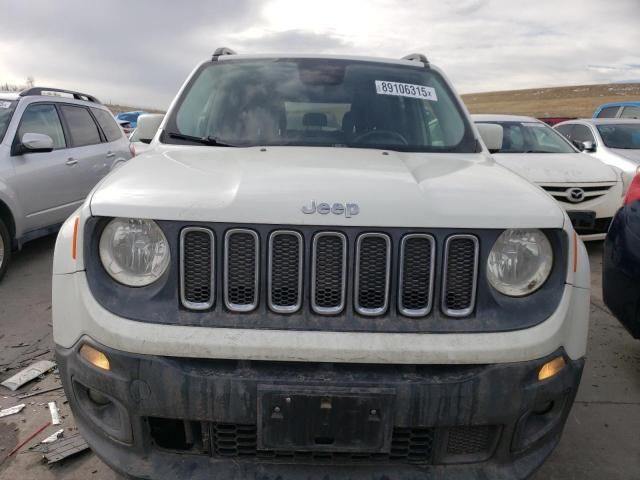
[0,236,639,479]
[462,82,640,119]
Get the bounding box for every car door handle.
[65,158,78,166]
[106,151,116,158]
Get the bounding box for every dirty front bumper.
[56,339,583,480]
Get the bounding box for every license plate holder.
[257,385,396,453]
[568,211,596,230]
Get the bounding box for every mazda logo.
[566,187,585,203]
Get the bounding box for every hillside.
[462,83,640,119]
[106,103,165,115]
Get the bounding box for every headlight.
[99,218,170,287]
[487,229,553,297]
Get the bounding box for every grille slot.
[355,233,391,316]
[446,425,492,456]
[268,231,303,313]
[224,229,259,312]
[398,234,435,317]
[311,232,347,315]
[442,235,479,317]
[180,228,215,310]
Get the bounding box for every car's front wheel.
[0,218,11,281]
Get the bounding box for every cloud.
[233,30,353,53]
[0,0,638,108]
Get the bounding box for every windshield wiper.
[166,132,241,147]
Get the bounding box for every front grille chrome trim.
[398,233,436,317]
[224,228,259,312]
[311,232,347,315]
[354,233,391,316]
[267,230,303,314]
[441,234,479,318]
[180,227,215,311]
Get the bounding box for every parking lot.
[0,235,637,479]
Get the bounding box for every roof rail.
[212,47,237,61]
[19,87,101,104]
[402,53,429,67]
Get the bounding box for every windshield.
[164,58,477,152]
[0,100,17,143]
[477,120,576,154]
[597,124,640,149]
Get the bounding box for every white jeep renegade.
[52,49,591,480]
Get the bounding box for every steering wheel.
[352,129,408,145]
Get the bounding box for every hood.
[610,148,640,164]
[494,152,618,183]
[90,146,565,229]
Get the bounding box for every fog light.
[80,345,111,371]
[538,356,565,381]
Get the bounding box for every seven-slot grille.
[179,227,479,318]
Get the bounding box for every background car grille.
[540,184,614,204]
[180,226,480,319]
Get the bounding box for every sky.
[1,0,639,110]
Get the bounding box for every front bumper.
[57,340,583,480]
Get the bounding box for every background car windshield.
[597,124,640,149]
[169,59,476,152]
[0,100,17,143]
[482,121,576,154]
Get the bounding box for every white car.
[52,49,590,480]
[554,118,640,192]
[474,114,624,241]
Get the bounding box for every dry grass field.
[462,83,640,119]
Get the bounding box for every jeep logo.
[301,201,360,218]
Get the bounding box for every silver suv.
[0,87,133,279]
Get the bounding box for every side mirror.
[580,140,596,152]
[15,133,54,155]
[133,114,164,144]
[476,123,503,153]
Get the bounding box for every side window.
[571,125,595,144]
[620,106,640,119]
[554,124,574,140]
[60,105,102,147]
[92,108,123,142]
[596,106,620,118]
[17,104,66,149]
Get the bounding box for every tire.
[0,218,11,281]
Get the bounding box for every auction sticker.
[375,81,437,101]
[0,101,12,109]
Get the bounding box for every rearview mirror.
[476,123,503,153]
[133,114,164,144]
[14,133,54,155]
[580,140,596,152]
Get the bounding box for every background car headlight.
[487,229,553,297]
[99,218,170,287]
